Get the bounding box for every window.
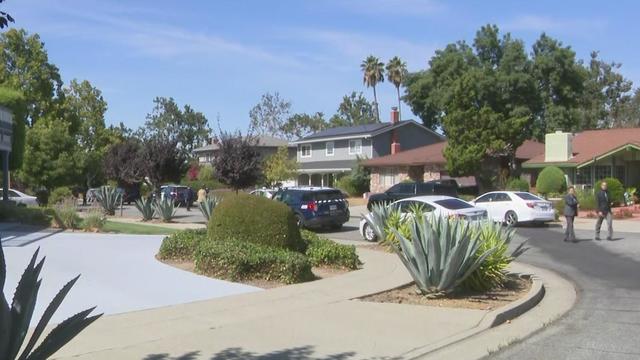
[434,198,474,210]
[474,194,494,203]
[8,190,18,197]
[398,200,434,213]
[380,167,397,186]
[615,165,625,184]
[348,139,362,155]
[515,192,542,201]
[494,193,512,202]
[387,183,414,194]
[300,144,312,158]
[594,165,611,181]
[325,141,334,156]
[575,167,592,185]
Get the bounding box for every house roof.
[524,128,640,167]
[362,140,543,167]
[193,135,291,153]
[291,120,443,144]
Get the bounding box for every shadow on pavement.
[143,346,402,360]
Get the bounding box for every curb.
[409,262,576,360]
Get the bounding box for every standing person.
[595,181,613,240]
[197,185,206,203]
[185,188,193,212]
[563,186,579,242]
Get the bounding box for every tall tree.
[530,34,586,139]
[212,130,261,193]
[329,92,377,127]
[248,92,291,137]
[141,97,210,158]
[0,0,14,29]
[103,139,145,186]
[385,56,407,118]
[361,55,385,121]
[139,138,188,191]
[263,146,298,186]
[613,88,640,128]
[0,29,62,126]
[280,112,327,140]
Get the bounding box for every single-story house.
[523,128,640,188]
[363,140,544,193]
[193,135,295,165]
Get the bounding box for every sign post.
[0,106,13,202]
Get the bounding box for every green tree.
[613,88,640,128]
[329,92,377,127]
[249,92,291,138]
[141,97,210,158]
[20,116,79,190]
[0,29,62,126]
[0,87,26,170]
[385,56,407,118]
[531,33,586,139]
[280,112,327,140]
[212,130,261,193]
[0,0,14,29]
[263,146,297,186]
[361,55,385,121]
[139,138,188,191]
[103,139,145,185]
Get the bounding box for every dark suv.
[274,187,350,229]
[367,180,458,210]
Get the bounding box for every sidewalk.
[569,216,640,233]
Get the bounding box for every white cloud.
[503,15,607,34]
[333,0,445,17]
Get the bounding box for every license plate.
[330,205,337,210]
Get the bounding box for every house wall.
[297,137,372,163]
[371,123,442,157]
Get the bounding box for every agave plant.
[134,197,156,221]
[154,197,175,222]
[198,196,220,221]
[0,243,102,360]
[95,186,121,216]
[366,207,496,295]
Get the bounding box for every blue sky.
[5,0,640,131]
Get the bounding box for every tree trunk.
[396,86,402,120]
[373,86,380,122]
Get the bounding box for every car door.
[473,193,499,221]
[8,190,20,203]
[492,192,514,221]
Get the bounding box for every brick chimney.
[390,107,401,154]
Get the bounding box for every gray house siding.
[372,123,442,157]
[297,138,372,163]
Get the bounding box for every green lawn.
[102,220,177,235]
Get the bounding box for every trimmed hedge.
[208,192,305,252]
[158,229,207,261]
[0,202,53,225]
[505,178,530,192]
[536,166,566,195]
[194,240,314,284]
[49,186,73,205]
[302,230,361,270]
[596,177,624,206]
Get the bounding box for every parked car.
[366,180,458,210]
[273,187,350,229]
[86,188,99,204]
[116,187,141,205]
[360,195,487,242]
[160,185,194,207]
[6,189,38,207]
[250,188,277,199]
[470,191,554,226]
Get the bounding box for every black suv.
[274,187,350,229]
[367,180,458,210]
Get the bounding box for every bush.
[0,202,53,225]
[158,229,207,261]
[52,199,81,229]
[35,189,49,206]
[208,193,305,252]
[49,186,73,205]
[554,189,597,215]
[302,230,360,270]
[194,240,314,284]
[596,177,624,206]
[536,166,566,195]
[82,209,106,232]
[505,178,530,192]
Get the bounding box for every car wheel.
[294,214,304,228]
[505,211,518,227]
[363,223,378,242]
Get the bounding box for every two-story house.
[193,135,295,165]
[291,108,443,187]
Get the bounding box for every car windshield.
[434,198,474,210]
[515,192,541,201]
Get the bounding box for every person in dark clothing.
[595,181,613,240]
[185,188,194,211]
[563,186,579,242]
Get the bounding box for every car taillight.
[526,202,535,208]
[307,201,317,212]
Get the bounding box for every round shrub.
[208,193,305,252]
[158,229,207,261]
[505,177,530,192]
[536,166,566,195]
[49,186,73,205]
[595,177,624,206]
[301,230,361,270]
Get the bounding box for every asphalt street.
[488,225,640,360]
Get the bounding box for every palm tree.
[386,56,408,120]
[361,55,385,122]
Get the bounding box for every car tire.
[294,214,304,228]
[363,223,378,242]
[505,211,518,227]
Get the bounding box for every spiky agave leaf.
[134,197,156,221]
[198,196,220,221]
[154,197,176,222]
[0,239,11,357]
[95,186,121,216]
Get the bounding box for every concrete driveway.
[2,230,260,325]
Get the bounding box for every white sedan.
[359,195,488,242]
[8,189,38,206]
[470,191,554,226]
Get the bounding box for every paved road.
[489,225,640,359]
